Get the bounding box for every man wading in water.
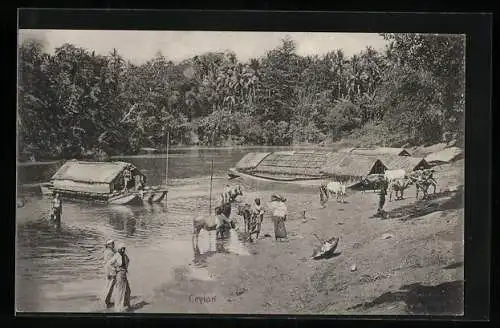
[101,240,116,309]
[51,193,62,228]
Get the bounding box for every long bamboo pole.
[166,132,169,187]
[209,159,214,215]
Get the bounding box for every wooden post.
[209,159,214,215]
[165,132,169,187]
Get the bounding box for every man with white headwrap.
[101,240,116,308]
[108,242,131,312]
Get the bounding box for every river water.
[15,147,323,313]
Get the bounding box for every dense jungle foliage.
[18,33,465,160]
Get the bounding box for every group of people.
[101,240,132,312]
[245,193,289,241]
[220,183,289,242]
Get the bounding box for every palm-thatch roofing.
[140,147,159,153]
[235,152,271,170]
[377,155,430,172]
[375,147,411,156]
[320,153,387,178]
[338,147,411,156]
[338,147,356,153]
[252,150,331,176]
[424,147,464,165]
[51,160,143,184]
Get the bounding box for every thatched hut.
[378,155,430,172]
[424,147,464,166]
[320,153,387,184]
[51,160,145,195]
[252,150,331,177]
[375,147,411,156]
[235,152,271,170]
[338,147,411,156]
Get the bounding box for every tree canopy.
[17,34,465,160]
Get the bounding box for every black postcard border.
[10,8,493,327]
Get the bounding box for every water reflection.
[192,240,229,268]
[17,148,320,312]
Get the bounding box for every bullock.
[319,181,346,205]
[408,169,437,200]
[384,169,406,181]
[360,174,386,193]
[388,177,413,201]
[223,185,243,204]
[383,169,414,202]
[192,205,236,247]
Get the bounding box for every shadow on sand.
[192,240,229,267]
[348,280,464,315]
[312,251,342,261]
[127,299,150,312]
[385,187,464,221]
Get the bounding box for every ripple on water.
[16,165,318,312]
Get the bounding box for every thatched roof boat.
[424,147,464,166]
[230,150,430,188]
[338,147,411,156]
[42,160,167,205]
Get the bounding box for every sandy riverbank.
[136,160,464,315]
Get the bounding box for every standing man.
[377,177,389,217]
[223,185,231,204]
[51,193,62,228]
[122,168,131,192]
[109,243,131,312]
[101,240,116,308]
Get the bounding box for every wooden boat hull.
[151,191,167,202]
[229,168,360,189]
[141,189,168,203]
[108,192,143,205]
[40,183,54,196]
[50,188,143,205]
[311,238,339,260]
[228,168,326,186]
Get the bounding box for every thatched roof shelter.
[51,160,144,194]
[424,147,464,165]
[338,147,411,156]
[235,152,271,170]
[338,147,356,153]
[377,155,430,172]
[320,154,387,181]
[375,147,411,156]
[252,150,331,177]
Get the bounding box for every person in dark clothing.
[377,178,389,217]
[51,193,62,228]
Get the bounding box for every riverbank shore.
[137,160,464,315]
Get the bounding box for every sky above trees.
[18,30,388,64]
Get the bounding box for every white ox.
[384,169,413,201]
[384,169,406,181]
[319,181,347,205]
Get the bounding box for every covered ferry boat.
[229,150,429,188]
[41,160,167,205]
